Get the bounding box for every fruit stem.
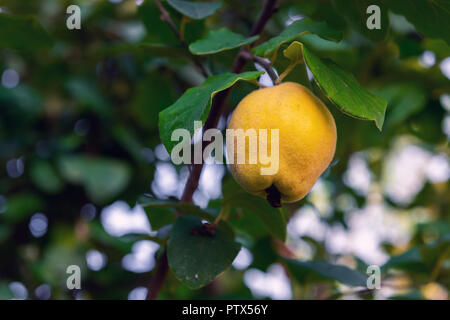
[275,61,298,85]
[179,16,188,42]
[265,184,282,208]
[214,204,230,225]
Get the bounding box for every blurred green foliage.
[0,0,449,300]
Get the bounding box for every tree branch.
[181,0,278,204]
[154,0,180,39]
[153,0,209,77]
[240,50,278,84]
[146,0,279,300]
[145,248,169,300]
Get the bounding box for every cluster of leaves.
[0,0,449,299]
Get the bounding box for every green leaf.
[138,1,179,45]
[420,234,450,269]
[283,258,367,286]
[65,78,110,115]
[144,207,175,231]
[296,34,359,69]
[30,160,64,194]
[0,85,42,118]
[139,197,217,221]
[159,71,262,154]
[223,179,287,241]
[167,215,241,289]
[423,39,450,59]
[381,248,425,272]
[131,73,177,129]
[0,283,14,299]
[389,290,425,300]
[0,13,53,50]
[167,0,222,20]
[389,0,450,45]
[58,156,131,204]
[333,0,389,42]
[1,193,44,222]
[227,206,270,241]
[302,45,387,130]
[382,235,450,274]
[138,43,190,59]
[373,83,427,127]
[252,18,342,57]
[184,19,206,44]
[250,237,278,271]
[230,198,287,241]
[291,0,347,31]
[89,221,134,254]
[35,244,86,286]
[189,28,258,55]
[283,41,304,62]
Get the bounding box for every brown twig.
[145,248,169,300]
[154,0,180,39]
[146,0,279,300]
[240,50,278,84]
[430,246,450,283]
[153,0,209,77]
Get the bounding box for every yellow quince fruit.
[226,82,336,207]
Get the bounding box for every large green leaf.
[302,45,387,130]
[389,0,450,45]
[0,13,53,50]
[297,34,359,69]
[58,156,131,204]
[222,179,287,241]
[189,28,258,55]
[167,0,222,20]
[250,237,278,271]
[227,207,271,241]
[290,0,347,31]
[167,215,241,289]
[159,71,262,154]
[252,18,342,57]
[283,258,367,286]
[333,0,389,42]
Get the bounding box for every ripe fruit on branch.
[226,82,337,207]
